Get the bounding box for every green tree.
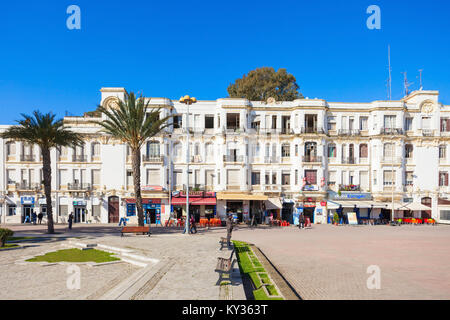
[94,92,171,226]
[1,111,84,234]
[227,67,303,101]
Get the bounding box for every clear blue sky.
[1,0,449,124]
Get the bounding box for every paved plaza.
[1,223,449,300]
[232,224,450,300]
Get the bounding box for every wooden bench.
[121,226,150,237]
[215,249,236,285]
[219,236,232,250]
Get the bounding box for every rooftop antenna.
[418,69,423,90]
[401,71,412,97]
[388,45,392,100]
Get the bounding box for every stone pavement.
[0,224,246,300]
[231,224,450,300]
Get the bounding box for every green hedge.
[0,228,14,247]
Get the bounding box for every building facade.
[1,87,449,225]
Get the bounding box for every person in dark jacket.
[38,212,43,224]
[189,215,197,234]
[298,212,305,229]
[68,212,74,230]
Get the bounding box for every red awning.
[171,197,216,206]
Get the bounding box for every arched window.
[359,144,368,158]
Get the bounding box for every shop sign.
[38,198,47,205]
[302,185,318,191]
[73,200,87,206]
[303,201,316,207]
[329,191,371,200]
[320,201,327,206]
[21,197,35,205]
[142,185,164,191]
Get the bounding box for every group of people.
[23,211,44,225]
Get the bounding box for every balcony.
[422,129,434,137]
[68,183,91,191]
[17,182,41,191]
[380,127,403,135]
[223,155,244,163]
[338,129,360,136]
[224,127,244,134]
[72,155,88,162]
[341,157,357,164]
[142,155,164,163]
[264,156,280,164]
[300,127,325,134]
[339,184,361,192]
[381,156,402,164]
[280,128,294,135]
[191,155,202,163]
[20,155,35,162]
[302,155,322,163]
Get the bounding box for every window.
[440,210,450,220]
[327,116,336,130]
[383,143,395,158]
[6,142,15,156]
[251,172,261,185]
[422,116,432,129]
[91,142,100,156]
[173,143,182,159]
[92,170,100,186]
[8,205,16,216]
[226,113,240,129]
[272,115,277,129]
[328,144,336,158]
[384,115,396,128]
[7,169,16,184]
[265,173,270,185]
[359,144,368,158]
[360,171,369,190]
[373,170,377,185]
[405,144,413,158]
[441,118,450,132]
[295,145,299,157]
[147,141,160,157]
[383,171,395,186]
[281,144,290,157]
[405,117,413,131]
[405,171,413,186]
[295,169,298,185]
[439,172,449,186]
[304,170,317,185]
[147,169,161,185]
[173,115,182,129]
[328,171,336,186]
[253,143,260,158]
[360,117,368,130]
[272,173,277,185]
[282,173,290,185]
[126,170,133,186]
[205,115,214,129]
[439,145,446,159]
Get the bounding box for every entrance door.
[108,196,120,223]
[282,203,294,223]
[23,206,32,223]
[303,207,315,224]
[74,207,86,223]
[146,209,157,224]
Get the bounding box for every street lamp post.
[179,95,197,234]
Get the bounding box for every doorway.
[108,196,120,223]
[303,207,315,224]
[74,207,86,223]
[22,205,33,223]
[146,209,157,224]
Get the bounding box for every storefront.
[171,191,216,223]
[73,199,87,223]
[216,193,268,222]
[125,198,162,224]
[264,198,283,222]
[21,196,35,223]
[281,199,295,224]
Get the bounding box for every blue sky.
[0,0,449,124]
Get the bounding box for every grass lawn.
[233,241,283,300]
[7,237,36,242]
[0,244,20,250]
[26,248,120,263]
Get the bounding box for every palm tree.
[1,111,83,234]
[94,92,171,226]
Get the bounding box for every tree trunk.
[132,147,144,226]
[42,147,54,234]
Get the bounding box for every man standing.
[68,212,74,230]
[226,214,234,246]
[298,211,305,229]
[38,212,43,225]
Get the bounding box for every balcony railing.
[72,155,88,162]
[68,183,91,191]
[338,129,361,136]
[223,155,244,163]
[142,155,164,163]
[20,155,35,162]
[339,184,361,192]
[381,156,402,163]
[264,156,280,164]
[341,157,357,164]
[422,129,434,136]
[380,127,403,135]
[300,127,325,134]
[191,155,202,163]
[280,128,294,135]
[302,155,322,163]
[17,182,41,190]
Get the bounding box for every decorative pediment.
[420,100,435,114]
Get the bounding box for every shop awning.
[384,202,406,210]
[265,198,282,210]
[327,201,340,209]
[125,198,161,204]
[5,196,16,205]
[216,193,268,201]
[171,197,216,205]
[398,202,431,211]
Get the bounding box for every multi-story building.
[1,87,449,225]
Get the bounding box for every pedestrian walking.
[298,212,305,229]
[31,211,37,225]
[189,215,197,234]
[38,212,43,224]
[68,212,74,230]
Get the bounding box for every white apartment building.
[1,87,449,225]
